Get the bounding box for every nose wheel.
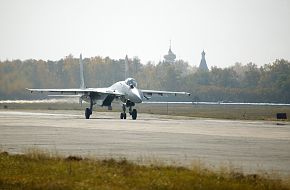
[120,104,127,119]
[120,112,127,119]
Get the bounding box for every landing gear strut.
[85,95,93,119]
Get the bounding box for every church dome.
[164,42,176,63]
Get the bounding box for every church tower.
[163,41,176,64]
[199,50,209,71]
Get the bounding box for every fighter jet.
[27,54,190,120]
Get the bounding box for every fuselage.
[82,78,142,107]
[109,79,143,104]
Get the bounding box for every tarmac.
[1,110,290,175]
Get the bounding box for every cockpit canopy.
[125,78,138,88]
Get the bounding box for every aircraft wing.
[26,88,124,96]
[141,89,190,97]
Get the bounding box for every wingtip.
[26,88,33,93]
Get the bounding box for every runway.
[1,110,290,175]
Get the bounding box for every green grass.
[1,102,290,121]
[140,103,290,121]
[0,151,289,190]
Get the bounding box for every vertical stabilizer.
[125,55,129,79]
[79,54,85,89]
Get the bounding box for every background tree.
[0,56,289,103]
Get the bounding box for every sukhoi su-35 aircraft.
[27,54,191,120]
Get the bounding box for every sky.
[0,0,289,68]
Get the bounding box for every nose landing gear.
[120,112,126,119]
[120,102,138,120]
[120,104,127,119]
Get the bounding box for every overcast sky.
[0,0,289,68]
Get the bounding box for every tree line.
[0,54,289,103]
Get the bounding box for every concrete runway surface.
[0,110,290,175]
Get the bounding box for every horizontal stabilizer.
[48,95,82,97]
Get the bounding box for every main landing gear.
[120,102,137,120]
[85,96,93,119]
[85,108,92,119]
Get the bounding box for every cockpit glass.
[125,78,137,88]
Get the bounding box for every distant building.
[163,41,176,63]
[199,50,209,71]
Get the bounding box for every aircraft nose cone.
[132,88,142,103]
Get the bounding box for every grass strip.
[0,151,289,190]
